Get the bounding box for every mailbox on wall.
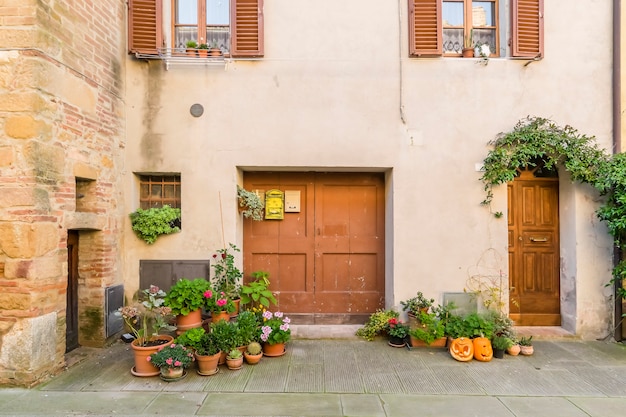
[265,189,284,220]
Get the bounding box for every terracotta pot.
[226,356,244,370]
[186,48,197,57]
[176,309,203,334]
[230,298,241,318]
[194,351,221,376]
[218,350,227,365]
[208,47,222,57]
[244,352,263,365]
[409,336,447,348]
[462,47,474,58]
[262,342,286,357]
[211,311,230,324]
[130,335,174,377]
[520,345,534,356]
[507,344,521,356]
[197,49,208,57]
[160,366,184,379]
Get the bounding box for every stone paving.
[0,335,624,416]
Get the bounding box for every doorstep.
[514,326,577,339]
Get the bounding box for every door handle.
[530,237,547,242]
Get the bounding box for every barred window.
[139,175,181,209]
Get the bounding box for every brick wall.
[0,0,126,386]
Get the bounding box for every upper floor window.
[128,0,264,57]
[409,0,543,58]
[174,0,231,54]
[139,175,181,209]
[442,1,497,55]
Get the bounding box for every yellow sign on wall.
[265,189,284,220]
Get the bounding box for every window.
[442,1,497,55]
[409,0,543,58]
[139,175,181,209]
[174,0,231,53]
[127,0,264,57]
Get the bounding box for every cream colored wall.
[124,0,615,338]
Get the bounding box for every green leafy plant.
[174,327,206,351]
[164,278,211,316]
[400,292,435,315]
[116,285,175,346]
[198,43,208,49]
[491,335,513,350]
[240,270,277,309]
[481,116,626,317]
[148,343,194,369]
[519,336,533,346]
[237,186,265,221]
[185,40,198,48]
[385,317,410,339]
[211,243,243,299]
[408,311,445,345]
[355,309,399,341]
[129,205,181,244]
[461,312,494,339]
[227,348,243,360]
[211,319,238,354]
[235,310,260,345]
[443,314,466,339]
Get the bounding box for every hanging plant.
[480,116,626,315]
[129,205,181,244]
[237,186,264,221]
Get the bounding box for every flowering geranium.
[211,243,243,298]
[116,285,175,346]
[148,343,194,369]
[385,317,409,339]
[259,311,291,345]
[203,288,236,313]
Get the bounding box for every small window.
[174,0,231,54]
[139,175,181,209]
[442,1,497,55]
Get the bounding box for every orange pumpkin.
[473,337,493,362]
[449,337,474,362]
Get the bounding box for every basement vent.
[443,292,477,316]
[105,285,124,338]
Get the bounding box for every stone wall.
[0,0,126,386]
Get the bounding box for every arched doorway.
[508,164,561,325]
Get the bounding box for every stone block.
[0,313,57,371]
[0,222,58,258]
[4,256,61,280]
[0,291,31,310]
[73,162,98,180]
[4,115,39,139]
[0,187,37,208]
[0,92,47,112]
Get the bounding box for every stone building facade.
[0,0,126,386]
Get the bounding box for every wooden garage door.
[243,172,385,324]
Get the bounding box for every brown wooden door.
[66,231,79,352]
[243,172,385,324]
[508,168,560,325]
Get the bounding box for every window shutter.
[512,0,543,58]
[128,0,162,55]
[408,0,442,57]
[231,0,264,57]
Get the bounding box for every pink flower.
[274,311,283,318]
[174,361,181,367]
[146,356,151,362]
[166,358,173,365]
[216,299,226,307]
[204,290,213,298]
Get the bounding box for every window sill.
[134,49,228,70]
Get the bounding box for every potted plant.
[204,286,236,323]
[240,270,277,309]
[259,310,291,356]
[244,341,263,364]
[174,327,206,352]
[211,243,244,305]
[129,205,181,244]
[234,310,260,346]
[176,328,221,376]
[385,317,409,347]
[208,41,223,57]
[210,319,238,364]
[237,186,265,221]
[408,310,446,347]
[519,336,534,355]
[226,348,243,370]
[197,43,209,57]
[507,337,521,356]
[164,278,211,331]
[355,309,400,341]
[491,335,513,359]
[185,40,198,56]
[148,343,194,381]
[401,292,435,329]
[462,30,474,57]
[116,285,176,376]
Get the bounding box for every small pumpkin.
[449,337,474,362]
[473,337,493,362]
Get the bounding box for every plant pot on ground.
[519,336,534,355]
[408,311,445,347]
[244,342,263,364]
[491,335,513,359]
[226,349,244,370]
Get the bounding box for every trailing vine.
[481,116,626,316]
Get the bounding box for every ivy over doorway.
[480,116,626,309]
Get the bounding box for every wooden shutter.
[231,0,264,57]
[408,0,442,57]
[512,0,543,58]
[128,0,162,54]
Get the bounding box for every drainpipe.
[613,0,623,342]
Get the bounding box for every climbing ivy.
[481,116,626,312]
